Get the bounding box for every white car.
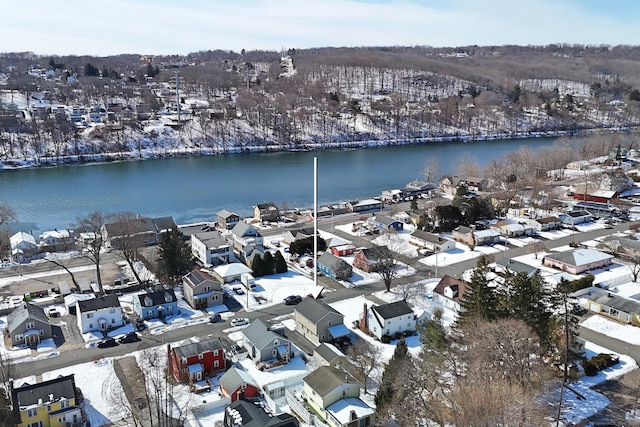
[230,317,249,327]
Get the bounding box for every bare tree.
[45,254,80,290]
[108,212,148,285]
[347,339,383,394]
[369,245,398,292]
[0,203,16,259]
[75,211,112,294]
[423,157,440,184]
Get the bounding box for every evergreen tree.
[250,254,265,277]
[263,251,275,275]
[289,236,326,256]
[274,250,288,274]
[375,339,410,414]
[157,226,192,284]
[503,271,555,350]
[418,309,447,351]
[458,256,499,326]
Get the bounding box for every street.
[8,216,640,377]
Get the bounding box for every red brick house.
[353,247,393,273]
[168,337,226,384]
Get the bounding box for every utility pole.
[175,71,181,123]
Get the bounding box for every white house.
[190,230,234,266]
[10,232,38,263]
[76,294,123,334]
[212,263,253,284]
[364,301,416,340]
[432,275,468,314]
[38,229,75,252]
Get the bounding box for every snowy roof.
[213,262,252,278]
[473,229,500,238]
[172,337,224,359]
[544,248,613,267]
[326,397,375,424]
[10,231,37,247]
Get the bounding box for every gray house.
[317,252,352,281]
[216,209,240,230]
[295,298,348,346]
[7,303,53,348]
[242,319,292,364]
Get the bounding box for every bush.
[582,360,598,376]
[394,332,403,340]
[381,335,391,344]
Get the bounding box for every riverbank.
[0,127,622,171]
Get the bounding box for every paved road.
[17,217,640,375]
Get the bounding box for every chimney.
[361,303,368,329]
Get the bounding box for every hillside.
[2,44,640,164]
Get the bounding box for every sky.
[2,0,640,57]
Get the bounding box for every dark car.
[571,304,588,316]
[118,332,140,344]
[97,338,118,348]
[284,295,303,305]
[209,313,223,323]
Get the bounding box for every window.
[39,330,44,336]
[28,422,43,427]
[167,306,173,313]
[214,349,219,356]
[26,322,35,329]
[47,405,51,412]
[327,321,332,327]
[198,353,203,360]
[110,308,116,313]
[87,313,93,319]
[15,334,23,341]
[111,319,116,324]
[89,323,93,329]
[204,286,211,292]
[27,408,38,417]
[214,360,219,368]
[58,417,66,423]
[60,399,70,409]
[182,357,188,364]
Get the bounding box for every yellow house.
[10,374,82,427]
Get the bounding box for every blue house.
[134,287,178,320]
[368,214,404,232]
[318,252,352,281]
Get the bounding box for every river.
[0,138,559,234]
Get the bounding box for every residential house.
[103,215,176,247]
[599,236,640,258]
[313,343,346,368]
[10,231,38,263]
[452,226,500,247]
[364,301,416,340]
[182,269,224,309]
[212,263,253,284]
[318,252,353,281]
[495,258,540,278]
[253,203,281,223]
[217,209,240,230]
[230,222,264,262]
[526,216,561,232]
[133,287,178,320]
[76,294,123,334]
[168,337,226,383]
[464,176,487,192]
[542,248,614,275]
[282,227,314,246]
[572,188,619,204]
[38,229,75,252]
[490,220,535,238]
[303,366,375,427]
[572,286,640,323]
[558,210,592,226]
[326,237,356,257]
[352,247,393,273]
[438,175,463,196]
[10,374,82,427]
[404,179,435,196]
[191,230,234,266]
[409,230,456,253]
[242,319,292,364]
[432,275,469,313]
[219,367,260,402]
[7,303,53,348]
[223,398,299,427]
[295,298,349,346]
[367,215,404,232]
[346,199,383,213]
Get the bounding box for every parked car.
[47,307,60,318]
[118,332,140,344]
[284,295,303,305]
[209,313,223,323]
[230,317,249,327]
[571,304,588,316]
[135,319,147,331]
[97,338,118,348]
